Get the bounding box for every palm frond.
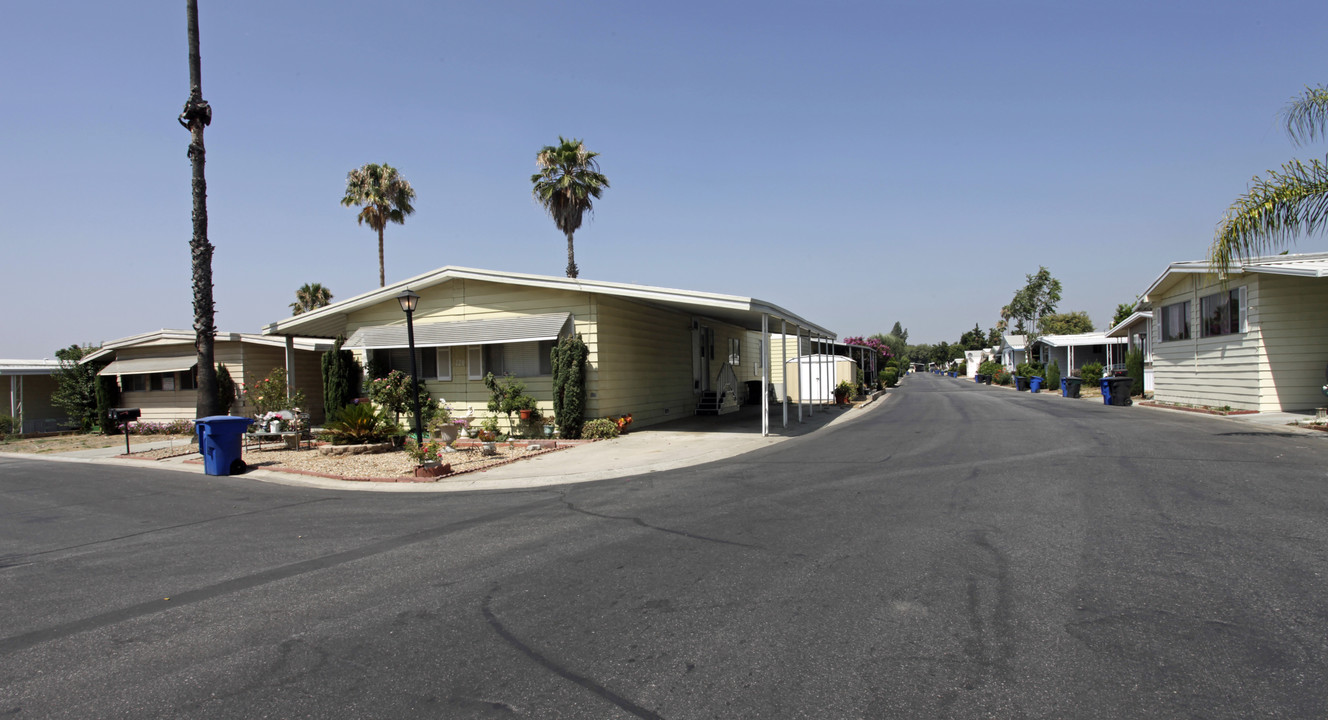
[1211,155,1328,269]
[1283,85,1328,147]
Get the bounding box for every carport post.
[284,336,296,402]
[781,318,788,428]
[761,312,769,438]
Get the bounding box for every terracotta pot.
[519,409,533,420]
[413,462,450,478]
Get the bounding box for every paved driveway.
[3,374,1328,718]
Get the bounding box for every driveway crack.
[559,496,758,549]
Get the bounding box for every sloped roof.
[99,357,198,376]
[1142,252,1328,300]
[1103,311,1153,338]
[261,266,836,340]
[1001,334,1027,351]
[81,330,332,364]
[344,313,573,349]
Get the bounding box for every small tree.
[1044,360,1062,392]
[1038,311,1094,335]
[247,367,305,416]
[1008,266,1063,349]
[551,333,589,439]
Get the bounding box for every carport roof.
[261,266,837,340]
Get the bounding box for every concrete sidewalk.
[2,392,890,492]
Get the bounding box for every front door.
[693,324,713,393]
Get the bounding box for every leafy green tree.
[551,333,589,438]
[531,137,610,278]
[1110,301,1137,329]
[290,283,333,316]
[889,321,909,345]
[1212,85,1328,271]
[1008,266,1063,349]
[986,327,1002,347]
[342,163,416,287]
[1039,311,1094,335]
[959,323,986,350]
[51,345,103,431]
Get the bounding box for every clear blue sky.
[4,1,1326,358]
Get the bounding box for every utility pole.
[180,0,219,418]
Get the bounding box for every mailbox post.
[111,408,141,454]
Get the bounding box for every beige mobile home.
[1142,252,1328,412]
[81,330,331,423]
[261,267,835,435]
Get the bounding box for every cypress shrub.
[551,333,589,439]
[1044,360,1061,391]
[215,363,236,415]
[95,375,119,434]
[322,335,357,415]
[1125,348,1145,396]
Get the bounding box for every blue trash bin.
[1030,376,1043,393]
[1060,378,1068,396]
[1100,378,1112,405]
[196,415,255,476]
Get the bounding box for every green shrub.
[882,368,899,387]
[1125,349,1145,396]
[0,414,14,440]
[994,367,1013,385]
[249,367,305,416]
[1080,361,1104,385]
[322,335,358,415]
[323,403,390,445]
[581,418,620,440]
[1015,361,1044,378]
[957,361,968,376]
[96,375,119,435]
[978,360,1002,377]
[1043,360,1061,391]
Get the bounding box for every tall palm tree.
[1212,85,1328,271]
[290,283,333,315]
[341,163,416,287]
[531,137,609,279]
[180,0,218,418]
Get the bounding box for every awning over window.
[343,312,573,350]
[98,357,198,376]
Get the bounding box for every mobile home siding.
[1151,274,1263,411]
[592,295,695,426]
[1252,274,1328,412]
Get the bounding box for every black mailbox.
[111,408,141,421]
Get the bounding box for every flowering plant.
[404,437,444,466]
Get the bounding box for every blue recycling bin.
[196,415,255,475]
[1030,376,1044,393]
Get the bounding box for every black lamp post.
[397,289,424,449]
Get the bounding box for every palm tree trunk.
[378,225,386,287]
[566,230,578,279]
[184,0,218,419]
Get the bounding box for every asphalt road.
[4,374,1328,718]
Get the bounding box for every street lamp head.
[397,289,420,313]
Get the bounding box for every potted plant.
[427,404,459,445]
[404,437,450,478]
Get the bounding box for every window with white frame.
[435,347,452,381]
[485,341,554,377]
[1199,287,1245,338]
[1160,300,1190,342]
[467,346,484,380]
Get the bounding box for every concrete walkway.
[1,394,889,493]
